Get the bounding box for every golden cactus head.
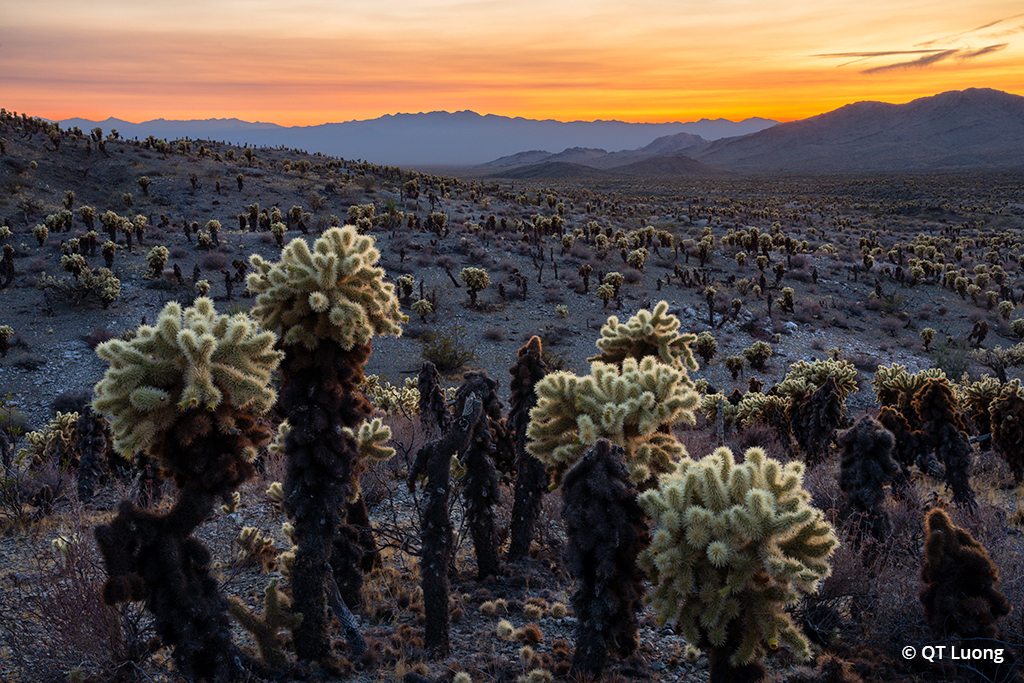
[92,297,283,459]
[247,226,404,350]
[639,446,837,666]
[527,356,699,486]
[590,300,698,372]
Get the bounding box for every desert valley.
[0,89,1023,683]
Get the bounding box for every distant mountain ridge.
[56,111,777,167]
[687,88,1024,172]
[479,88,1024,177]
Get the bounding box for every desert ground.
[0,115,1022,683]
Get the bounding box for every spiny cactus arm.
[345,417,394,465]
[228,578,302,669]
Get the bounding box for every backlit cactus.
[589,300,697,372]
[988,379,1024,482]
[92,298,281,682]
[639,446,837,681]
[527,356,698,486]
[248,225,403,350]
[247,225,402,664]
[92,297,281,486]
[776,359,858,409]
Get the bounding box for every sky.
[3,1,1023,126]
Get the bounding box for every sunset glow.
[4,1,1023,125]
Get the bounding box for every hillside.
[691,88,1024,172]
[2,110,1024,683]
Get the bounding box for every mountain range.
[56,88,1024,173]
[482,88,1024,177]
[56,111,775,167]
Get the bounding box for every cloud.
[861,50,959,74]
[859,44,1008,74]
[812,49,947,68]
[958,43,1009,59]
[916,13,1024,46]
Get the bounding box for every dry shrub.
[0,509,151,682]
[483,327,507,342]
[84,326,116,350]
[200,251,228,271]
[542,286,563,304]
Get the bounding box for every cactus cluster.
[20,411,80,467]
[640,446,837,679]
[529,302,700,486]
[589,300,697,371]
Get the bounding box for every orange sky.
[3,1,1023,125]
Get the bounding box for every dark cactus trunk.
[279,340,372,663]
[75,409,109,503]
[453,371,504,580]
[507,336,549,562]
[418,361,450,440]
[96,484,261,683]
[562,439,649,678]
[707,632,767,683]
[408,393,482,656]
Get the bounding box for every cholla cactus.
[956,374,1002,436]
[228,578,302,671]
[639,447,837,681]
[0,324,13,358]
[590,300,697,372]
[562,439,649,676]
[363,374,420,414]
[508,336,550,562]
[913,377,976,507]
[920,508,1010,641]
[459,267,490,307]
[20,411,80,467]
[248,225,403,351]
[837,415,899,542]
[776,359,859,409]
[93,297,281,488]
[872,363,947,414]
[988,380,1024,482]
[92,298,280,682]
[411,297,433,322]
[743,341,772,371]
[247,225,402,663]
[693,331,717,366]
[787,377,844,465]
[144,245,169,279]
[527,356,699,486]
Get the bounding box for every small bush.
[200,251,229,271]
[483,327,506,342]
[84,327,115,349]
[421,324,478,375]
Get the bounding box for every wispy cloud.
[959,43,1009,59]
[916,13,1024,46]
[859,44,1008,74]
[861,50,960,74]
[812,49,946,68]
